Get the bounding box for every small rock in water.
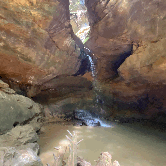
[82,119,101,127]
[113,160,120,166]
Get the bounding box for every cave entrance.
[69,0,90,44]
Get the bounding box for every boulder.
[0,125,39,147]
[0,110,43,165]
[0,80,42,134]
[0,146,43,166]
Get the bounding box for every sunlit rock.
[1,147,43,166]
[0,0,80,91]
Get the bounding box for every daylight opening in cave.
[69,0,90,43]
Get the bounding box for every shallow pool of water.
[38,121,166,166]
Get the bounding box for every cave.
[0,0,166,165]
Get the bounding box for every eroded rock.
[0,80,42,134]
[0,146,43,166]
[119,38,166,83]
[85,0,166,81]
[0,83,43,165]
[0,124,39,147]
[0,121,42,165]
[0,0,81,95]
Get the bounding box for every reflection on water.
[39,122,166,166]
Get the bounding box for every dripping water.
[69,0,107,122]
[82,46,105,116]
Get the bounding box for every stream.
[39,121,166,166]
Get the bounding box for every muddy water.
[39,122,166,166]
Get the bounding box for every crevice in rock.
[13,122,19,127]
[72,56,91,76]
[113,44,133,75]
[20,112,43,126]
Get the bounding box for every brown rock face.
[85,0,166,81]
[0,0,80,89]
[1,0,166,121]
[119,39,166,84]
[83,0,166,119]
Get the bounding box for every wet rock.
[73,119,100,127]
[73,121,83,126]
[74,110,101,126]
[74,109,93,119]
[81,119,101,127]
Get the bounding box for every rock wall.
[1,0,166,121]
[0,0,81,93]
[85,0,166,80]
[83,0,166,120]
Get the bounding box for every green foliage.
[83,36,89,44]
